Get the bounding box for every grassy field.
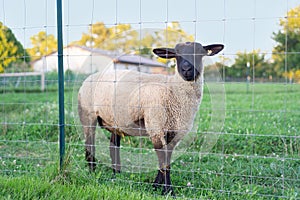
[0,82,299,199]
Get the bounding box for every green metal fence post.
[56,0,65,170]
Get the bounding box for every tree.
[75,22,110,48]
[283,69,300,83]
[272,5,300,77]
[227,50,273,80]
[105,24,139,53]
[74,21,194,56]
[74,22,138,53]
[205,56,231,80]
[0,22,30,73]
[142,22,194,69]
[153,22,195,47]
[149,22,195,58]
[27,31,57,61]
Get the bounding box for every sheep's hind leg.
[110,133,121,174]
[84,124,97,172]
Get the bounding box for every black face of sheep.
[176,56,200,81]
[153,42,224,81]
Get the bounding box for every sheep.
[78,41,224,195]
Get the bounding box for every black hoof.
[111,168,121,180]
[153,170,164,191]
[86,151,97,172]
[111,172,116,180]
[162,186,175,197]
[112,168,121,174]
[152,168,175,196]
[88,159,97,172]
[152,182,161,191]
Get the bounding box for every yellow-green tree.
[0,22,30,73]
[280,5,300,32]
[154,22,195,47]
[74,22,138,53]
[105,24,139,53]
[75,21,194,56]
[272,5,300,78]
[151,22,194,64]
[283,69,300,83]
[27,31,57,61]
[75,22,110,48]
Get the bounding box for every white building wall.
[32,46,114,74]
[32,46,166,75]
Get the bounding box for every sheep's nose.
[182,60,192,71]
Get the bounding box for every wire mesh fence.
[0,0,299,199]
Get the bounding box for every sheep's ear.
[153,48,176,59]
[203,44,224,56]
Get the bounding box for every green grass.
[0,82,299,199]
[0,167,166,200]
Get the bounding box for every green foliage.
[75,22,109,48]
[0,22,30,73]
[0,172,164,200]
[226,50,273,80]
[26,31,58,61]
[279,5,300,34]
[220,5,300,81]
[74,21,194,56]
[74,22,139,53]
[283,69,300,83]
[272,5,300,77]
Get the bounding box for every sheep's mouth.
[183,76,194,81]
[181,72,200,81]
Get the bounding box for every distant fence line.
[0,72,45,91]
[0,70,292,93]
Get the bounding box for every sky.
[1,0,299,62]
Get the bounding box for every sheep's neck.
[169,73,203,100]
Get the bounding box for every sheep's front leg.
[145,108,175,195]
[110,133,121,174]
[151,135,175,196]
[153,164,173,195]
[84,125,97,171]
